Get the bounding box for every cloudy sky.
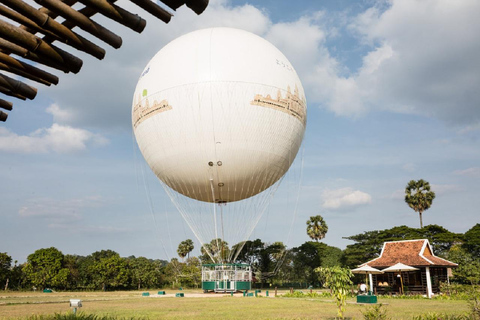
[2,0,480,263]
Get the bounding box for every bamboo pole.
[0,110,8,122]
[129,0,172,23]
[77,0,146,33]
[0,38,70,73]
[0,63,50,86]
[0,4,60,40]
[0,52,59,85]
[0,99,13,111]
[0,20,83,73]
[0,73,37,100]
[34,0,123,48]
[160,0,185,10]
[0,84,27,100]
[186,0,209,14]
[2,0,105,59]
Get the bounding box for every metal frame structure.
[202,263,252,293]
[0,0,209,122]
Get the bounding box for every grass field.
[0,290,472,320]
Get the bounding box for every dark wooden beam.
[2,0,106,59]
[0,110,8,122]
[0,20,83,73]
[0,84,27,100]
[0,39,71,73]
[0,98,13,111]
[0,5,105,60]
[129,0,172,23]
[34,0,123,48]
[0,52,59,85]
[186,0,209,14]
[0,73,37,100]
[77,0,146,33]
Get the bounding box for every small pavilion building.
[361,239,457,298]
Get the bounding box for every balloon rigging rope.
[273,144,305,275]
[137,82,305,267]
[136,148,172,262]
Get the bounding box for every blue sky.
[1,0,479,263]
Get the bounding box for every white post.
[369,274,373,294]
[425,267,433,298]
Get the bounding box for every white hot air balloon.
[132,28,306,291]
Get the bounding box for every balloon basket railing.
[202,263,252,293]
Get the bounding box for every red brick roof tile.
[364,239,457,268]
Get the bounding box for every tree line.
[1,222,479,291]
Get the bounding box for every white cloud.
[37,0,480,131]
[321,187,372,210]
[46,103,77,123]
[338,0,480,125]
[0,124,108,154]
[454,167,480,178]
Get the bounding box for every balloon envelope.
[132,28,307,203]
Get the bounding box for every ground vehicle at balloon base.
[202,263,252,293]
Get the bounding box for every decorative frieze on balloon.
[251,85,306,125]
[132,94,172,128]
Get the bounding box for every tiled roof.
[364,239,457,268]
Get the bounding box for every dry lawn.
[0,290,471,319]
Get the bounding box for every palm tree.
[405,179,436,228]
[177,239,194,262]
[184,239,194,259]
[306,215,328,242]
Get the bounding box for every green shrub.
[361,303,390,320]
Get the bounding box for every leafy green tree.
[23,247,65,289]
[293,241,341,285]
[235,239,288,287]
[405,179,436,228]
[89,251,129,291]
[177,239,195,261]
[447,244,480,285]
[51,268,71,289]
[463,223,480,257]
[234,239,264,266]
[316,266,353,319]
[181,257,202,288]
[200,238,229,263]
[128,256,163,289]
[257,242,286,287]
[420,224,463,256]
[63,254,81,290]
[164,258,183,288]
[9,262,24,290]
[306,215,328,242]
[0,252,12,290]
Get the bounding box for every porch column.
[425,267,433,298]
[369,274,373,293]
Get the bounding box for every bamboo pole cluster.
[0,0,209,122]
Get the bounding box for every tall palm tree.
[306,215,328,242]
[405,179,436,228]
[184,239,194,259]
[177,239,194,262]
